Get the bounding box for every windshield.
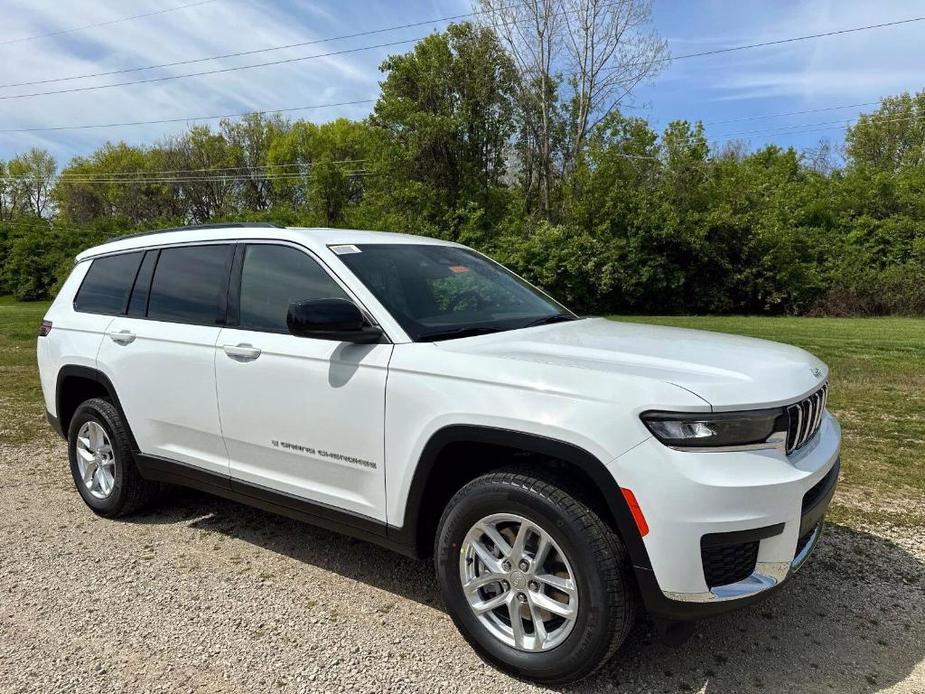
[333,244,575,341]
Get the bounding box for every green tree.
[845,91,925,171]
[371,22,518,240]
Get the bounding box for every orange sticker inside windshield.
[449,265,470,273]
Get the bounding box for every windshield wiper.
[418,326,507,342]
[520,313,578,329]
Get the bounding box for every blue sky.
[0,0,922,164]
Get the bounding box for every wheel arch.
[392,424,653,572]
[55,365,139,450]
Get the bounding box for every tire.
[67,397,159,517]
[435,469,637,684]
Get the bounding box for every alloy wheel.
[459,513,578,652]
[75,421,116,499]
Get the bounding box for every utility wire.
[669,15,925,61]
[699,101,882,126]
[0,0,220,47]
[0,99,377,133]
[5,14,923,101]
[0,10,482,89]
[0,37,423,101]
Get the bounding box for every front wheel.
[435,469,637,684]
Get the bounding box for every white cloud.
[0,0,457,163]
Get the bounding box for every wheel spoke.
[82,460,98,486]
[462,572,505,596]
[470,590,509,614]
[534,573,576,596]
[476,522,512,558]
[507,595,526,649]
[470,538,504,574]
[509,521,531,563]
[527,597,548,650]
[532,533,551,567]
[89,423,104,451]
[76,446,96,463]
[530,591,575,619]
[100,469,114,495]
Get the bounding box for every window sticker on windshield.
[449,265,470,273]
[330,244,362,255]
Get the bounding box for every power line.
[699,101,882,126]
[0,0,220,47]
[6,13,922,101]
[0,37,423,101]
[0,172,376,184]
[670,15,925,61]
[0,10,481,90]
[710,112,925,143]
[0,99,376,133]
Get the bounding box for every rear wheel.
[67,398,159,517]
[435,469,637,684]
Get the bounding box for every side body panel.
[96,318,227,474]
[215,328,392,521]
[383,342,708,531]
[37,261,111,417]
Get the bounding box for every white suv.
[37,223,840,683]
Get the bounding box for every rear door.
[214,242,391,521]
[97,243,233,474]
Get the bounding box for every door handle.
[109,329,136,345]
[223,343,261,361]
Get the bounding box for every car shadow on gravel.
[134,489,924,694]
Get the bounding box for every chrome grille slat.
[786,382,828,454]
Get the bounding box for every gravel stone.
[0,440,922,693]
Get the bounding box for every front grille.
[786,383,828,454]
[701,541,759,589]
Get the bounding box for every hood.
[434,317,826,409]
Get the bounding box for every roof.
[74,225,460,262]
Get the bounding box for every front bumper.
[609,411,841,620]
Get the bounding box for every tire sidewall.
[67,399,130,515]
[436,482,618,682]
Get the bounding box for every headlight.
[641,409,788,450]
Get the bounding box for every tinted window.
[239,244,349,333]
[147,245,231,325]
[127,250,158,316]
[336,244,570,341]
[74,251,144,315]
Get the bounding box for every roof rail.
[114,222,283,242]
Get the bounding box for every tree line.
[0,17,923,315]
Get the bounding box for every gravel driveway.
[1,439,923,693]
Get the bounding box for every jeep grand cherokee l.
[37,223,840,684]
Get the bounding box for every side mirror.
[286,298,383,344]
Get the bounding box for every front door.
[215,243,391,522]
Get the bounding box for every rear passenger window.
[238,244,349,333]
[147,245,231,325]
[73,251,144,315]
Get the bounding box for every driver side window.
[238,244,349,334]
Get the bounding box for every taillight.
[38,320,53,337]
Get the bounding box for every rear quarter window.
[73,251,144,315]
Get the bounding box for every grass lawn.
[2,297,921,524]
